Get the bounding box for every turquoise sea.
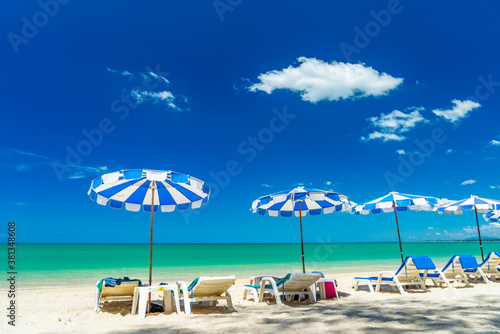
[5,242,500,288]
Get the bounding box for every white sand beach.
[3,272,500,334]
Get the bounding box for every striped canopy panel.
[251,187,350,217]
[436,196,500,215]
[483,210,500,222]
[352,192,439,215]
[88,169,210,213]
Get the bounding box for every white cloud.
[6,149,108,180]
[248,57,403,103]
[432,99,481,123]
[396,149,406,155]
[461,179,476,186]
[439,198,458,206]
[361,131,406,142]
[148,71,169,84]
[490,186,499,189]
[490,140,500,146]
[427,227,434,230]
[106,67,133,77]
[368,108,427,133]
[131,90,185,111]
[362,107,427,142]
[261,184,273,188]
[435,232,441,236]
[446,148,456,154]
[325,181,332,186]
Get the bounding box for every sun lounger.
[354,256,440,294]
[176,275,236,315]
[421,255,470,287]
[464,252,500,283]
[457,254,491,284]
[94,277,141,312]
[243,273,321,307]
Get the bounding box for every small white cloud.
[432,99,481,123]
[325,181,332,186]
[490,222,500,228]
[361,132,406,142]
[427,227,434,230]
[261,184,273,188]
[396,149,406,155]
[368,108,427,133]
[131,90,185,111]
[439,198,457,206]
[446,149,456,154]
[490,186,499,189]
[461,179,476,186]
[106,67,134,77]
[490,140,500,146]
[249,57,403,103]
[148,72,169,84]
[363,107,427,142]
[435,232,441,236]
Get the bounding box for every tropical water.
[4,242,500,288]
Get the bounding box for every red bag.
[324,281,337,298]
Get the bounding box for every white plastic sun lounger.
[176,275,236,315]
[464,252,500,283]
[94,277,141,313]
[243,273,321,307]
[354,256,442,294]
[421,255,470,287]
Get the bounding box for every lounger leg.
[138,291,148,319]
[164,291,173,312]
[477,268,492,284]
[131,288,139,315]
[226,290,235,311]
[307,286,317,303]
[354,280,360,291]
[94,287,101,313]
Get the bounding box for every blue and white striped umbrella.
[252,187,350,272]
[435,195,500,215]
[88,169,210,287]
[483,211,500,223]
[351,192,439,215]
[435,195,500,261]
[88,169,210,212]
[352,192,440,262]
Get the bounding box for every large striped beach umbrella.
[436,195,500,261]
[88,169,210,287]
[251,186,350,273]
[351,192,440,262]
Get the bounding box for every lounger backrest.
[101,280,140,298]
[441,255,464,276]
[481,252,500,272]
[191,276,236,297]
[278,273,321,292]
[458,254,478,270]
[395,257,423,282]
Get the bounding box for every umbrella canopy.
[351,192,439,262]
[251,186,350,273]
[88,169,210,286]
[483,210,500,222]
[436,195,500,261]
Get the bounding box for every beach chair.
[94,277,141,313]
[464,252,500,283]
[421,255,470,287]
[354,256,440,294]
[176,275,236,315]
[243,273,321,307]
[458,254,491,284]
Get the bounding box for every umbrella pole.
[474,207,485,261]
[393,201,404,262]
[148,182,156,313]
[299,201,306,273]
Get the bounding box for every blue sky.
[2,1,500,244]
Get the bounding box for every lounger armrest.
[378,271,397,279]
[259,276,283,307]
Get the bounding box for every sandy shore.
[3,272,500,333]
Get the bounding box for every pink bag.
[324,281,337,298]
